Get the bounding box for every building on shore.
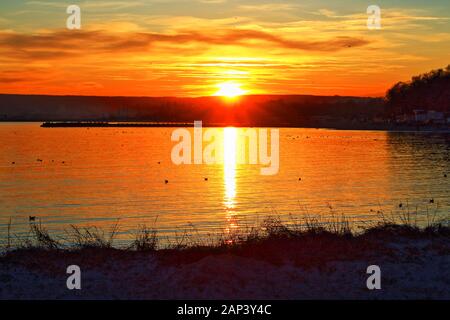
[412,109,445,124]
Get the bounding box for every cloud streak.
[0,28,370,61]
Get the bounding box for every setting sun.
[214,82,246,98]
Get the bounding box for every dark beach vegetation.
[1,211,449,300]
[1,209,448,265]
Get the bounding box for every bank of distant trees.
[385,65,450,115]
[0,94,381,125]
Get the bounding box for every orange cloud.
[0,29,370,61]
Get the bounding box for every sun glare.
[215,82,246,98]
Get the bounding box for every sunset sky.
[0,0,449,97]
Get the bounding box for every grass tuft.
[30,222,60,250]
[129,225,158,251]
[69,221,119,249]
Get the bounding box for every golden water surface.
[0,123,448,246]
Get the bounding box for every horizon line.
[0,93,384,99]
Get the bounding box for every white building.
[413,109,445,123]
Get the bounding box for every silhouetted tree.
[385,65,450,116]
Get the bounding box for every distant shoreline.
[0,121,448,132]
[35,121,450,132]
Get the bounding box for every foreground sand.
[0,228,448,300]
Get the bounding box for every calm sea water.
[0,123,449,246]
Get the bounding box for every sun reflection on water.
[223,127,238,234]
[223,127,237,209]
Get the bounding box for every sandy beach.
[1,223,448,300]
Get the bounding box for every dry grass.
[1,211,448,255]
[30,222,60,250]
[68,222,119,249]
[128,225,158,251]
